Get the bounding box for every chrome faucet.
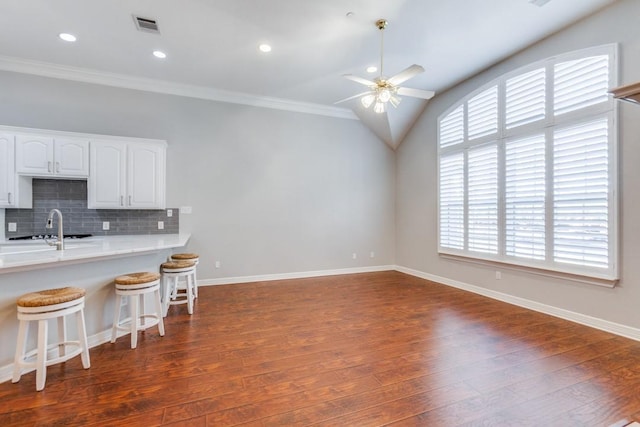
[45,208,64,251]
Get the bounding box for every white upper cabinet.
[127,143,165,209]
[0,134,16,207]
[88,140,165,209]
[15,134,89,177]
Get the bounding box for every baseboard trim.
[395,265,640,342]
[199,265,396,286]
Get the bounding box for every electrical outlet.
[370,251,375,258]
[180,206,192,214]
[215,261,221,268]
[496,271,502,280]
[8,222,17,232]
[352,253,357,260]
[102,221,110,230]
[158,221,164,230]
[167,209,173,217]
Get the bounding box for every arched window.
[437,45,618,281]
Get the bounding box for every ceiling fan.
[336,19,435,113]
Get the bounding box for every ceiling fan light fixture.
[361,94,376,108]
[378,88,392,103]
[390,95,401,108]
[374,101,385,114]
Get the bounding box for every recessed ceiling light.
[153,50,167,59]
[366,66,378,73]
[59,33,77,42]
[259,44,272,53]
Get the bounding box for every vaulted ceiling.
[0,0,617,148]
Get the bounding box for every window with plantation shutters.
[468,86,498,139]
[439,153,465,250]
[554,55,610,116]
[437,45,617,282]
[506,68,545,129]
[505,134,546,260]
[439,105,464,148]
[553,118,609,269]
[468,144,498,254]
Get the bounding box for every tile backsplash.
[5,179,178,238]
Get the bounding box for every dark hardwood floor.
[2,271,640,426]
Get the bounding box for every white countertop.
[0,233,190,273]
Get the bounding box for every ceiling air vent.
[133,15,160,34]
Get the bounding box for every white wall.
[0,72,396,280]
[396,0,640,329]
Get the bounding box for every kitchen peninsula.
[0,233,190,381]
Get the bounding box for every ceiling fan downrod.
[376,19,387,79]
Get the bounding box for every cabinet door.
[55,138,89,177]
[15,135,54,175]
[127,143,166,209]
[0,134,16,207]
[88,140,127,208]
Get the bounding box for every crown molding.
[0,55,358,120]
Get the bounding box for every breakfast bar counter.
[0,234,191,273]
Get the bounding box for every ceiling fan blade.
[334,91,373,105]
[387,64,425,86]
[343,74,377,87]
[397,87,435,100]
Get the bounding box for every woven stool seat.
[171,252,199,260]
[115,272,161,286]
[17,287,86,308]
[161,260,196,270]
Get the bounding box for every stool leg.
[162,275,171,317]
[36,319,48,391]
[154,288,165,337]
[139,294,146,328]
[111,294,122,343]
[77,308,91,369]
[57,315,66,357]
[193,267,198,299]
[187,273,194,315]
[130,295,138,349]
[12,319,28,383]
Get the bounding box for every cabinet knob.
[129,195,132,206]
[47,161,52,173]
[120,195,124,206]
[7,192,12,204]
[55,162,60,173]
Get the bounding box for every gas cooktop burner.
[9,234,93,241]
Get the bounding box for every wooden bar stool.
[170,253,200,298]
[12,287,91,391]
[111,272,165,349]
[161,260,196,316]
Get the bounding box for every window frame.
[436,44,618,283]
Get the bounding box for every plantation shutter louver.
[505,134,546,260]
[467,144,498,254]
[506,68,546,129]
[553,118,609,269]
[468,86,498,139]
[554,55,610,116]
[439,153,465,250]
